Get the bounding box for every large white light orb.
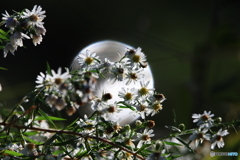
[71,40,154,125]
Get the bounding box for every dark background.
[0,1,240,159]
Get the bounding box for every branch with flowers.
[0,5,239,160]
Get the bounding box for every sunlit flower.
[189,128,210,147]
[137,129,155,148]
[192,111,214,129]
[211,128,229,149]
[125,47,147,69]
[125,69,144,85]
[78,50,100,69]
[51,67,71,87]
[137,81,154,97]
[118,87,137,103]
[22,5,46,27]
[146,102,163,116]
[98,58,113,74]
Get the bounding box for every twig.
[0,122,145,160]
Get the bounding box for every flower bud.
[146,120,155,128]
[178,123,185,131]
[135,120,142,126]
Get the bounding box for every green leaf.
[117,101,136,111]
[176,137,195,154]
[23,131,38,136]
[0,66,7,70]
[46,62,52,75]
[163,141,182,146]
[2,150,24,157]
[23,136,42,145]
[38,108,57,128]
[35,116,66,121]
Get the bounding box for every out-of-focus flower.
[3,43,17,57]
[189,128,210,147]
[31,34,43,46]
[35,72,53,89]
[2,11,19,31]
[211,128,229,149]
[10,31,30,47]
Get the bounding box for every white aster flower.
[98,57,113,74]
[2,10,19,31]
[35,72,53,89]
[192,111,214,129]
[31,34,43,46]
[125,47,147,69]
[137,80,154,97]
[137,129,155,148]
[101,103,121,120]
[78,50,100,69]
[125,69,144,85]
[22,5,46,27]
[118,87,137,103]
[189,128,210,147]
[3,43,18,57]
[211,128,229,149]
[51,67,71,87]
[146,101,163,116]
[10,31,30,47]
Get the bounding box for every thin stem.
[0,122,145,160]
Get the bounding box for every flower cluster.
[0,5,239,160]
[35,48,166,121]
[190,110,229,149]
[1,5,46,57]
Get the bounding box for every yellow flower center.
[125,93,132,100]
[132,55,140,63]
[139,87,149,96]
[85,57,94,65]
[29,14,39,22]
[152,103,162,111]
